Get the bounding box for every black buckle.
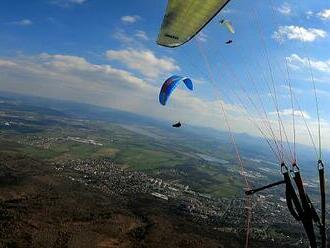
[292,163,300,173]
[318,160,324,170]
[281,162,288,174]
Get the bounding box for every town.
[53,157,310,245]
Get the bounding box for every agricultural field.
[0,93,328,247]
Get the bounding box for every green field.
[0,96,280,198]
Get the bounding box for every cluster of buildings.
[17,135,103,149]
[17,135,60,149]
[52,158,307,244]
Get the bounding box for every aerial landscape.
[1,92,327,248]
[0,0,329,247]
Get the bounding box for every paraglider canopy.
[157,0,231,47]
[220,19,235,34]
[159,75,193,106]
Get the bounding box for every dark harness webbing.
[245,162,327,248]
[318,160,327,248]
[290,163,318,248]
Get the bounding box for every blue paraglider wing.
[159,75,193,105]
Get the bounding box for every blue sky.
[0,0,330,154]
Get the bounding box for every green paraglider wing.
[223,20,235,34]
[157,0,231,48]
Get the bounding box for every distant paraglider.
[159,75,193,106]
[172,122,181,128]
[159,75,193,128]
[220,19,235,34]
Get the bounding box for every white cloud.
[221,8,236,14]
[273,25,327,42]
[0,59,17,67]
[192,78,206,85]
[51,0,87,7]
[0,53,250,137]
[1,53,330,149]
[197,31,207,42]
[121,15,141,24]
[11,19,33,26]
[106,48,180,79]
[112,29,148,44]
[270,108,311,119]
[286,54,330,73]
[277,2,292,16]
[134,30,149,41]
[0,54,153,111]
[286,54,306,70]
[69,0,86,3]
[38,53,149,89]
[306,10,314,19]
[317,9,330,20]
[280,85,304,95]
[112,29,134,43]
[316,89,330,97]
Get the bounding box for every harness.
[246,162,326,248]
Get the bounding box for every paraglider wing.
[222,20,235,34]
[157,0,231,47]
[159,75,193,106]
